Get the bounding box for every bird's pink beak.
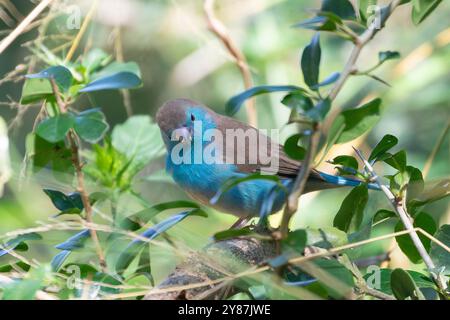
[172,127,192,144]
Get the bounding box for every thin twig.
[64,0,98,63]
[0,0,53,55]
[113,26,133,116]
[49,79,107,271]
[423,119,450,179]
[352,147,447,291]
[203,0,257,127]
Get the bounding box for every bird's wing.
[215,114,324,180]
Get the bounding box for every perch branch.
[0,0,53,55]
[204,0,257,127]
[352,147,447,291]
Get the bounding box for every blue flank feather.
[319,172,380,190]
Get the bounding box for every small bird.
[156,99,374,219]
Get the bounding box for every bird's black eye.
[190,114,195,121]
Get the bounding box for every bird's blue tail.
[319,172,380,190]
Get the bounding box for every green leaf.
[293,15,339,31]
[335,98,382,143]
[363,268,434,296]
[213,226,254,241]
[384,150,407,172]
[111,115,165,173]
[20,78,53,104]
[43,189,83,214]
[26,66,73,92]
[74,109,109,143]
[312,72,340,90]
[36,114,75,143]
[429,225,450,273]
[306,98,331,122]
[1,266,47,300]
[28,134,73,174]
[373,209,396,223]
[321,0,356,20]
[284,134,306,161]
[368,134,398,162]
[91,61,141,80]
[79,72,142,93]
[130,200,200,225]
[281,92,314,112]
[301,33,321,89]
[226,85,304,116]
[331,155,359,170]
[305,227,348,249]
[310,258,355,299]
[0,233,42,258]
[395,212,437,264]
[333,184,368,232]
[412,0,442,25]
[379,51,400,63]
[390,268,425,300]
[283,230,307,254]
[358,0,378,22]
[51,250,71,272]
[82,49,111,75]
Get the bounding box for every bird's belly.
[169,162,288,217]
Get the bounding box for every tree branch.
[352,147,447,292]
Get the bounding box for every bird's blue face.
[156,99,217,151]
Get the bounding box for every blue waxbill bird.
[156,99,376,219]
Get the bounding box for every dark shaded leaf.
[368,134,398,162]
[331,155,359,170]
[373,209,396,223]
[43,189,83,213]
[283,230,307,254]
[384,150,407,172]
[379,51,400,63]
[284,134,306,161]
[395,212,437,264]
[321,0,356,19]
[281,92,314,112]
[333,184,368,232]
[301,34,321,88]
[390,268,425,300]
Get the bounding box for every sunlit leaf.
[368,134,398,162]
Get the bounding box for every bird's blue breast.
[167,157,289,217]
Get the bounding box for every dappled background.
[0,0,449,291]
